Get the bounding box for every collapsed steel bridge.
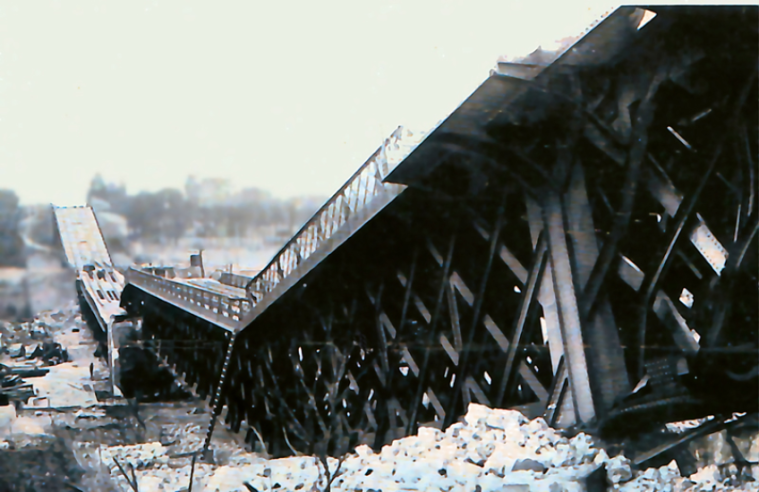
[53,205,127,397]
[70,5,757,465]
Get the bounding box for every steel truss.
[118,8,757,461]
[215,8,758,458]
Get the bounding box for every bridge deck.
[54,206,113,270]
[125,269,249,332]
[124,125,423,332]
[179,278,247,300]
[53,206,125,332]
[54,205,127,397]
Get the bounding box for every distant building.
[185,176,232,208]
[229,187,273,207]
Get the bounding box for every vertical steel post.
[543,192,596,425]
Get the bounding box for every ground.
[0,302,257,491]
[0,302,756,492]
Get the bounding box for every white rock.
[465,403,493,426]
[445,422,466,440]
[483,441,522,476]
[0,406,17,440]
[354,444,373,458]
[446,460,484,486]
[689,463,721,485]
[417,425,443,443]
[606,454,633,484]
[568,432,597,464]
[484,408,527,432]
[593,448,609,466]
[659,459,681,483]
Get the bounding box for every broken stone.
[606,454,633,484]
[512,458,548,473]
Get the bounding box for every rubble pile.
[101,440,215,491]
[226,404,628,492]
[0,306,81,406]
[224,404,757,492]
[0,362,45,404]
[101,442,170,471]
[159,422,206,452]
[97,403,756,492]
[2,299,752,492]
[0,303,80,366]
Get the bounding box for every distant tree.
[0,189,25,267]
[185,175,200,202]
[87,174,326,243]
[28,205,57,248]
[156,188,189,244]
[126,191,161,240]
[87,174,130,216]
[118,187,188,243]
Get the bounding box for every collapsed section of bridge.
[58,5,759,471]
[53,205,127,397]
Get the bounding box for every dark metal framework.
[218,7,758,457]
[120,287,231,402]
[117,7,757,461]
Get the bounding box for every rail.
[245,126,423,303]
[127,268,251,330]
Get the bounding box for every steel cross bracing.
[209,7,757,457]
[120,126,421,398]
[119,125,423,451]
[119,285,233,403]
[115,7,757,459]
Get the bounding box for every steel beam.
[543,191,596,425]
[445,196,507,428]
[407,233,456,436]
[564,163,630,413]
[495,232,547,407]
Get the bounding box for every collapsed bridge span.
[112,5,757,467]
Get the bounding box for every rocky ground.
[0,302,756,492]
[93,404,759,492]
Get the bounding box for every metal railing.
[123,126,424,328]
[128,268,251,326]
[245,126,424,303]
[219,272,253,290]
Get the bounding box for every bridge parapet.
[245,126,423,305]
[218,272,253,290]
[126,268,250,331]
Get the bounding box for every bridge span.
[61,6,758,463]
[53,205,129,396]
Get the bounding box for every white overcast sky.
[0,1,726,206]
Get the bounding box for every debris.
[73,407,107,419]
[192,404,759,492]
[28,341,69,365]
[11,345,26,359]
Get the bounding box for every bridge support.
[112,7,757,460]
